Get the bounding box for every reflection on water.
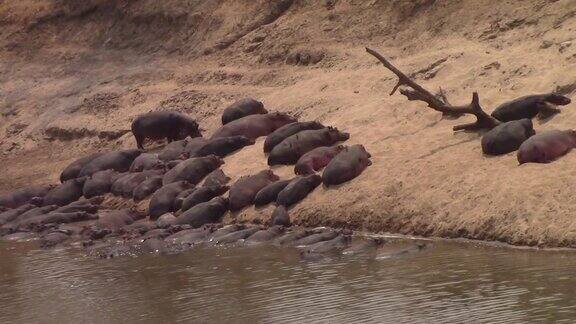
[1,239,576,323]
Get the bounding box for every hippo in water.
[268,127,350,165]
[79,149,143,177]
[294,145,346,175]
[211,113,297,140]
[0,185,55,209]
[195,136,255,158]
[491,93,571,122]
[60,152,104,182]
[149,181,194,220]
[277,175,322,207]
[481,119,535,156]
[83,170,122,199]
[221,98,268,125]
[322,145,371,186]
[253,179,292,207]
[162,155,224,185]
[517,129,576,164]
[131,111,202,149]
[263,121,325,153]
[228,170,280,211]
[43,178,87,206]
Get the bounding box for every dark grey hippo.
[88,209,145,239]
[270,206,291,227]
[276,174,322,207]
[228,170,279,211]
[180,185,229,212]
[263,121,325,153]
[322,145,371,186]
[133,176,164,202]
[83,170,122,198]
[43,178,87,207]
[111,170,164,198]
[19,212,97,231]
[293,230,338,246]
[79,149,143,177]
[211,113,297,140]
[158,139,188,162]
[149,181,194,220]
[172,188,197,211]
[164,225,215,245]
[274,228,314,246]
[213,226,261,244]
[131,111,202,149]
[162,155,224,186]
[0,185,55,209]
[129,153,164,172]
[491,93,571,122]
[221,98,267,125]
[202,169,231,187]
[0,204,36,226]
[195,136,255,158]
[174,197,229,228]
[246,226,285,244]
[253,179,292,207]
[481,119,535,156]
[517,129,576,164]
[60,152,104,183]
[294,145,346,175]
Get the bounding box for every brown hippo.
[481,119,535,156]
[294,145,346,175]
[156,213,178,228]
[158,139,188,162]
[274,228,312,246]
[175,197,229,228]
[83,170,122,198]
[180,185,229,212]
[293,230,338,246]
[40,230,71,249]
[202,169,231,187]
[43,178,87,206]
[0,204,36,225]
[54,199,100,214]
[0,185,55,209]
[491,93,571,122]
[211,113,297,140]
[78,149,143,177]
[263,121,325,153]
[268,127,350,165]
[129,153,164,172]
[10,205,59,227]
[213,226,261,245]
[222,98,267,125]
[277,174,322,207]
[270,206,291,227]
[183,137,210,158]
[517,129,576,164]
[172,188,197,211]
[228,170,280,211]
[132,176,164,202]
[20,212,97,230]
[88,209,144,239]
[60,152,104,183]
[246,226,286,245]
[164,225,214,245]
[253,179,292,207]
[149,181,194,220]
[111,170,163,198]
[322,145,371,186]
[195,136,255,158]
[131,111,202,149]
[162,155,224,186]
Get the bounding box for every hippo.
[517,129,576,164]
[172,188,197,211]
[149,181,194,220]
[111,170,163,198]
[180,185,229,212]
[202,169,231,187]
[211,113,297,140]
[209,224,244,241]
[83,170,121,198]
[263,121,325,153]
[268,127,350,165]
[54,199,100,214]
[491,93,571,122]
[92,209,144,234]
[295,145,346,175]
[270,206,291,227]
[162,155,224,186]
[78,149,143,177]
[165,225,214,245]
[20,212,97,230]
[322,145,371,186]
[342,238,386,255]
[302,235,350,254]
[8,205,59,228]
[195,136,255,158]
[131,111,202,149]
[183,137,209,158]
[40,230,71,248]
[129,153,164,172]
[156,213,178,228]
[132,176,163,202]
[175,196,229,227]
[158,139,188,162]
[213,226,261,244]
[43,178,87,206]
[228,170,280,211]
[481,119,535,156]
[60,152,104,182]
[293,230,338,246]
[274,228,312,245]
[0,204,36,225]
[221,98,267,125]
[0,185,55,209]
[253,179,292,207]
[376,243,427,259]
[245,226,286,244]
[277,175,322,207]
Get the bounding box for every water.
[1,238,576,323]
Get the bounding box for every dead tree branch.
[366,47,500,131]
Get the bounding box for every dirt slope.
[2,0,576,247]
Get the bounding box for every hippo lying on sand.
[175,197,229,228]
[295,145,346,175]
[60,153,104,182]
[195,136,255,158]
[517,129,576,164]
[79,149,143,177]
[202,169,231,188]
[111,170,164,198]
[228,170,279,211]
[149,181,194,220]
[43,178,87,206]
[162,155,223,185]
[222,98,267,125]
[270,206,291,227]
[277,175,322,207]
[263,121,325,153]
[0,185,55,209]
[83,170,121,198]
[211,113,296,140]
[323,145,371,186]
[131,111,202,149]
[481,119,535,156]
[133,176,164,202]
[129,153,164,172]
[491,93,571,122]
[180,185,229,212]
[254,179,292,207]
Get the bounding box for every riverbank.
[2,0,576,248]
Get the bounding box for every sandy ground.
[2,0,576,247]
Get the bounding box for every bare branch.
[366,47,500,131]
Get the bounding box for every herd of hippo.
[0,98,377,259]
[479,93,573,162]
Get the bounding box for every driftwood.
[366,47,501,131]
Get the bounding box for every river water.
[1,237,575,324]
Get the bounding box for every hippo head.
[546,93,571,106]
[74,176,89,186]
[214,196,230,210]
[307,174,323,186]
[205,154,225,167]
[29,196,44,206]
[259,169,280,182]
[239,136,256,146]
[270,113,298,128]
[182,119,202,139]
[518,119,536,138]
[326,127,350,142]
